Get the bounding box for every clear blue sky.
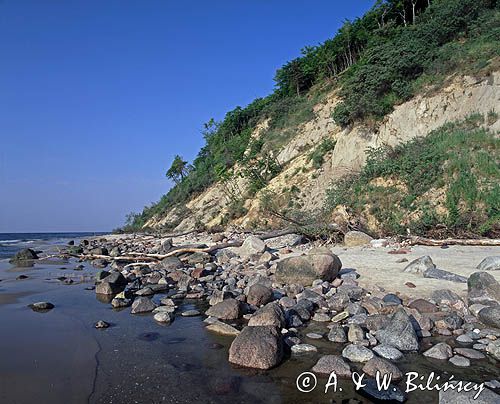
[0,0,373,232]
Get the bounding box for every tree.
[166,155,189,184]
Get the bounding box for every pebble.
[306,332,323,340]
[291,344,317,354]
[95,320,110,329]
[28,302,54,312]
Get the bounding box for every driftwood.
[68,228,301,263]
[408,236,500,247]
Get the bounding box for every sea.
[0,232,107,259]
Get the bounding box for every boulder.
[95,281,122,295]
[228,326,283,369]
[423,342,453,360]
[478,306,500,329]
[131,297,156,314]
[153,312,172,323]
[275,250,341,286]
[477,256,500,271]
[403,256,435,274]
[205,298,241,320]
[467,272,500,306]
[342,344,374,363]
[486,340,500,360]
[246,284,273,306]
[424,267,467,283]
[360,379,407,403]
[9,248,38,265]
[248,302,285,328]
[362,357,403,380]
[311,355,351,377]
[343,231,373,247]
[239,236,266,258]
[439,384,499,404]
[376,308,419,351]
[373,345,403,361]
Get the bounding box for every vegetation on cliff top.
[326,115,500,238]
[125,0,499,232]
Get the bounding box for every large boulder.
[467,272,500,306]
[478,306,500,329]
[362,357,403,380]
[344,231,373,247]
[275,249,341,286]
[239,236,266,258]
[376,308,419,351]
[248,302,285,328]
[477,256,500,271]
[228,326,283,369]
[423,342,453,360]
[205,298,241,320]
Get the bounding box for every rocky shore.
[13,231,500,402]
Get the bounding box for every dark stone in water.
[10,248,39,265]
[16,275,28,280]
[212,376,241,395]
[95,320,110,329]
[137,332,160,341]
[360,379,407,402]
[28,302,54,312]
[162,337,186,345]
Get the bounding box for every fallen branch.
[408,236,500,247]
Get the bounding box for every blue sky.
[0,0,373,232]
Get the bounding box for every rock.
[360,379,406,403]
[449,355,470,367]
[467,272,500,306]
[185,252,211,265]
[206,320,240,336]
[291,344,317,354]
[158,256,184,270]
[362,357,403,380]
[95,320,110,329]
[90,247,108,256]
[91,258,109,268]
[424,267,467,283]
[312,312,331,322]
[131,297,156,314]
[228,326,283,370]
[373,345,403,361]
[95,281,122,295]
[135,287,154,296]
[454,348,485,359]
[477,256,500,271]
[246,284,273,306]
[478,306,500,328]
[456,334,474,344]
[486,340,500,360]
[16,275,28,280]
[328,290,351,311]
[382,293,402,305]
[306,333,323,340]
[347,324,365,343]
[28,302,54,312]
[111,298,131,308]
[248,302,285,328]
[432,289,463,305]
[10,248,39,264]
[376,308,419,351]
[205,298,241,320]
[160,238,173,253]
[439,383,500,404]
[408,299,438,313]
[403,256,435,274]
[239,236,266,258]
[275,250,341,286]
[328,323,347,343]
[331,311,349,322]
[153,312,172,323]
[343,231,373,247]
[181,309,200,317]
[311,355,351,377]
[307,248,342,281]
[423,342,453,360]
[342,344,374,362]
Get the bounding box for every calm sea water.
[0,232,106,259]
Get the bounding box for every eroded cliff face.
[146,68,500,232]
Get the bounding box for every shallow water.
[0,252,498,403]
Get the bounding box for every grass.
[326,115,500,238]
